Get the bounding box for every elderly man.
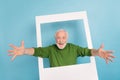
[8,29,115,67]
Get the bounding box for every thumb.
[21,40,24,48]
[100,43,104,49]
[11,55,17,61]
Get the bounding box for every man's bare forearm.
[24,48,34,55]
[91,49,99,56]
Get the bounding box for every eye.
[63,37,66,39]
[57,37,60,39]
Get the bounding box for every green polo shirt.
[33,43,91,67]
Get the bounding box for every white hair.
[55,29,68,38]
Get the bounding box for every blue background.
[0,0,120,80]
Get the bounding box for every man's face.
[55,30,68,49]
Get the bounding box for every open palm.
[97,44,115,64]
[8,41,25,61]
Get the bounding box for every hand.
[8,41,25,61]
[97,44,115,64]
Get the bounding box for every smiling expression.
[55,29,68,49]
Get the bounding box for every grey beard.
[56,43,67,49]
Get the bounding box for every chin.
[56,43,66,49]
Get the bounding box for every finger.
[105,57,113,64]
[107,57,113,62]
[9,44,17,49]
[11,55,17,61]
[106,50,114,53]
[100,44,104,49]
[105,58,109,64]
[107,53,115,58]
[8,53,14,56]
[21,40,24,47]
[109,55,115,58]
[8,50,14,53]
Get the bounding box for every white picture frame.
[35,11,98,80]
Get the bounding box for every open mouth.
[56,43,66,49]
[58,43,64,45]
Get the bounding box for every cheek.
[63,39,67,42]
[56,39,59,43]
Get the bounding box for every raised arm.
[8,41,34,61]
[91,44,115,64]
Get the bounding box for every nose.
[59,39,63,43]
